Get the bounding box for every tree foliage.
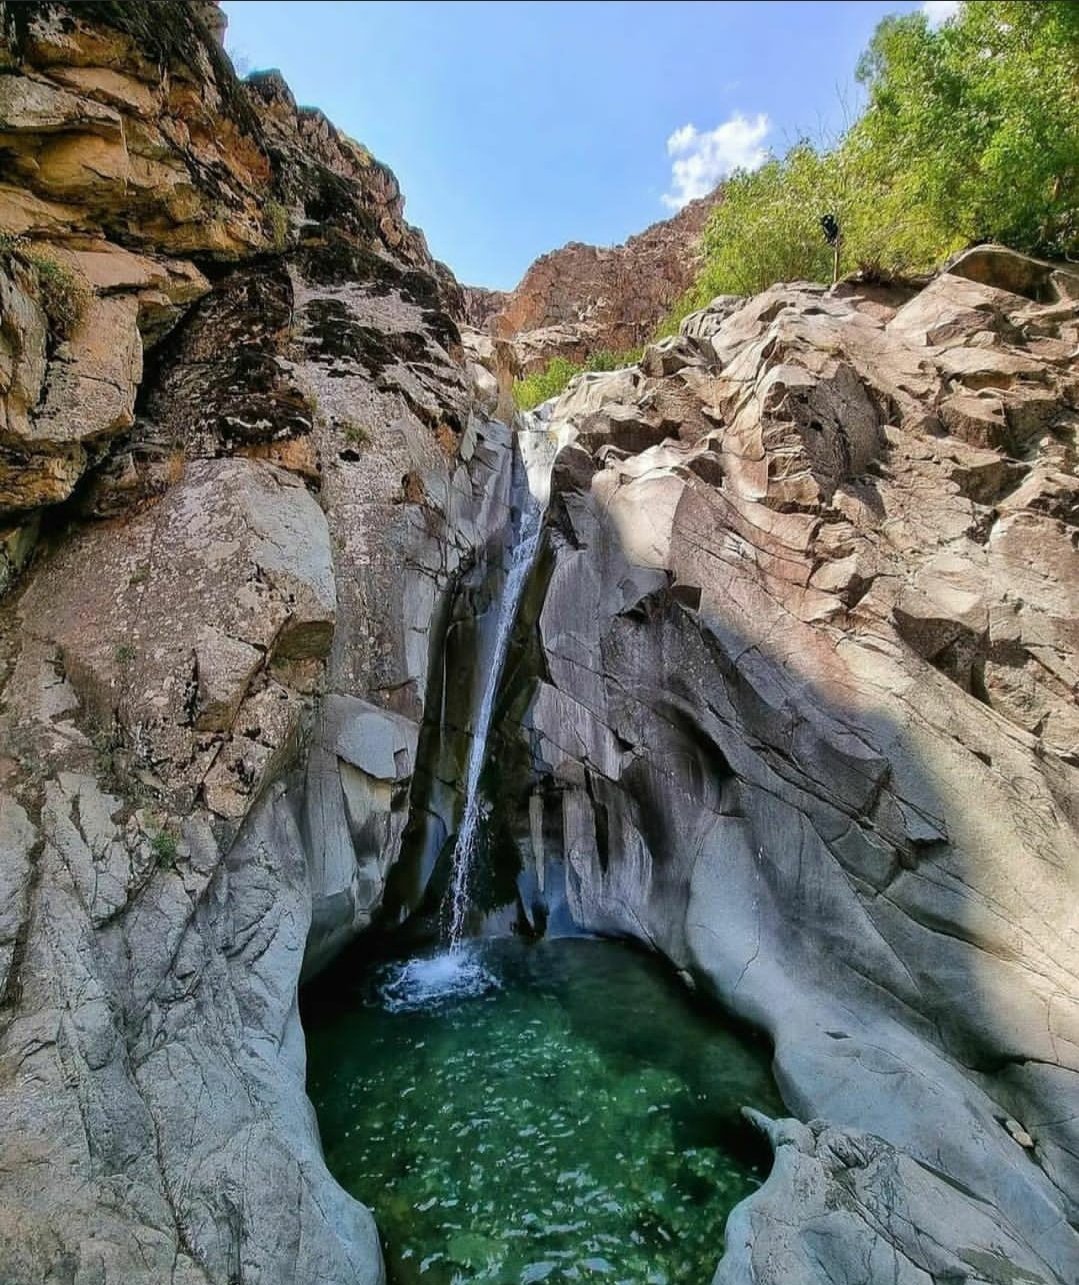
[513,348,643,411]
[855,0,1078,262]
[678,1,1078,312]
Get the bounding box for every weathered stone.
[946,242,1079,303]
[13,457,335,818]
[467,190,720,372]
[498,262,1079,1285]
[1,8,1077,1285]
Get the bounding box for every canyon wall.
[0,4,1077,1285]
[0,4,513,1280]
[493,256,1079,1283]
[465,191,719,373]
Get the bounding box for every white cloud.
[922,1,960,26]
[661,113,770,211]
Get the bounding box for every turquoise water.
[304,938,782,1285]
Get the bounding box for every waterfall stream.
[381,419,563,1009]
[446,421,559,947]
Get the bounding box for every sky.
[221,1,957,290]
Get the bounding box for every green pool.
[304,937,782,1285]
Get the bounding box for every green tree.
[670,0,1079,326]
[687,143,853,304]
[852,0,1079,261]
[513,348,643,411]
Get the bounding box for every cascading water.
[445,441,552,948]
[380,418,563,1010]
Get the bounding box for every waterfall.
[446,421,560,948]
[379,419,564,1010]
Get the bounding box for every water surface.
[305,938,782,1285]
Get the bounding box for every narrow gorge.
[0,5,1077,1285]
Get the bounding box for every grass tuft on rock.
[513,348,642,411]
[150,828,179,865]
[1,236,91,339]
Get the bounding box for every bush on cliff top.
[676,1,1078,312]
[513,348,643,411]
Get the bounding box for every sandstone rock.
[0,73,123,137]
[939,390,1010,448]
[462,325,518,423]
[640,333,702,378]
[0,517,38,595]
[0,256,47,420]
[0,256,144,514]
[0,792,36,993]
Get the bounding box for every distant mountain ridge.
[463,190,721,372]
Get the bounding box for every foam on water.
[378,945,500,1013]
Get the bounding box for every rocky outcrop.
[0,0,444,522]
[465,190,720,372]
[2,3,1078,1284]
[487,255,1079,1282]
[0,4,512,1282]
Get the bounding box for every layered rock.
[1,3,1078,1284]
[487,253,1079,1282]
[465,190,720,372]
[0,4,515,1282]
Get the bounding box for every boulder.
[946,243,1079,303]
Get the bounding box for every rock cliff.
[491,255,1079,1283]
[0,4,510,1280]
[0,4,1077,1285]
[465,191,719,373]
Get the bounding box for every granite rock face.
[464,190,720,372]
[491,264,1079,1283]
[0,4,507,1282]
[2,3,1078,1284]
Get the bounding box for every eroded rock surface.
[491,267,1079,1282]
[0,4,512,1282]
[1,3,1078,1284]
[465,190,720,372]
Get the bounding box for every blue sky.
[221,1,948,289]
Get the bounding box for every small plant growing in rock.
[264,198,289,251]
[150,827,178,865]
[2,235,91,338]
[91,726,124,789]
[340,420,373,448]
[513,348,643,411]
[2,237,91,340]
[165,448,186,485]
[115,643,136,665]
[28,253,90,338]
